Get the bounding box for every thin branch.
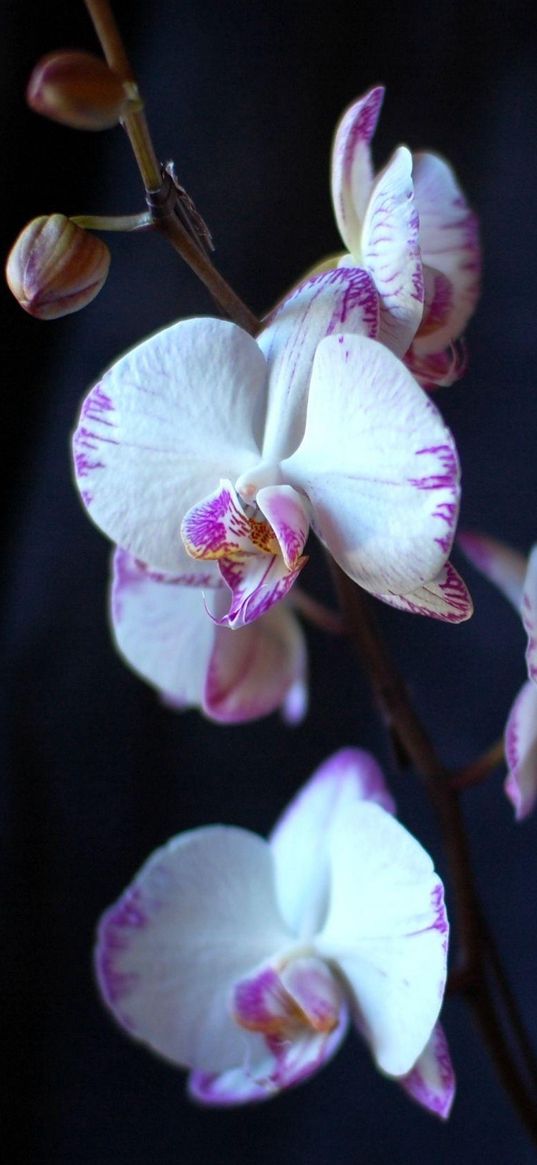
[451,738,505,791]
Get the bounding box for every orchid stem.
[451,738,505,791]
[290,588,344,634]
[331,564,537,1143]
[84,0,260,336]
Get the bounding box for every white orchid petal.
[285,334,460,596]
[270,749,395,939]
[316,802,448,1076]
[73,319,265,571]
[399,1024,455,1119]
[95,827,292,1074]
[505,681,537,821]
[259,267,379,462]
[521,546,537,682]
[412,151,480,352]
[458,532,526,611]
[206,603,307,723]
[374,561,473,623]
[110,549,217,707]
[331,86,385,253]
[362,145,424,357]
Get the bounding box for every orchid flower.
[460,533,537,819]
[96,748,454,1117]
[73,268,471,628]
[330,87,480,388]
[110,548,307,723]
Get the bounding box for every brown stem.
[289,588,344,634]
[331,564,537,1140]
[451,738,505,791]
[84,0,260,334]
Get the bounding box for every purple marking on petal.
[399,1024,455,1120]
[95,887,148,1025]
[217,554,306,628]
[409,443,458,490]
[431,882,449,953]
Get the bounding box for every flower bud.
[27,51,133,131]
[6,214,110,319]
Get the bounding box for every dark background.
[3,1,537,1162]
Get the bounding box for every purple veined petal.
[181,479,280,563]
[270,749,395,938]
[259,267,379,463]
[362,145,424,358]
[458,531,527,612]
[216,547,308,629]
[205,602,307,723]
[72,318,266,571]
[374,561,473,623]
[95,826,294,1074]
[505,680,537,821]
[189,996,349,1106]
[110,548,219,708]
[398,1023,456,1120]
[521,546,537,682]
[411,151,480,353]
[330,86,385,254]
[284,333,460,598]
[254,485,310,569]
[316,801,448,1077]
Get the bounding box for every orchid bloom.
[73,269,471,628]
[110,548,307,723]
[96,748,454,1117]
[460,533,537,819]
[330,86,480,388]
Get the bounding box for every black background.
[3,1,537,1162]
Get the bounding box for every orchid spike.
[73,269,470,631]
[460,533,537,818]
[330,87,480,387]
[96,748,453,1115]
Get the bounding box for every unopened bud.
[6,214,110,319]
[27,51,134,131]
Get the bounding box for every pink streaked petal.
[458,532,526,612]
[255,485,310,569]
[181,479,279,563]
[285,334,460,597]
[205,602,307,723]
[362,145,424,358]
[95,827,292,1074]
[270,749,395,939]
[280,957,343,1032]
[72,318,265,571]
[399,1024,455,1120]
[110,548,217,707]
[521,546,537,682]
[404,337,467,390]
[331,86,385,253]
[412,151,480,352]
[505,681,537,821]
[374,561,473,623]
[316,802,448,1077]
[189,1002,349,1105]
[259,267,379,462]
[216,549,307,629]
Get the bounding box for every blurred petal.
[285,334,460,596]
[521,546,537,681]
[270,749,395,938]
[374,561,473,623]
[331,86,385,253]
[73,319,265,570]
[399,1024,455,1119]
[95,827,292,1073]
[412,151,480,352]
[458,532,526,611]
[259,267,379,462]
[316,802,448,1076]
[505,680,537,821]
[206,603,307,723]
[110,548,217,707]
[362,146,424,357]
[405,337,467,390]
